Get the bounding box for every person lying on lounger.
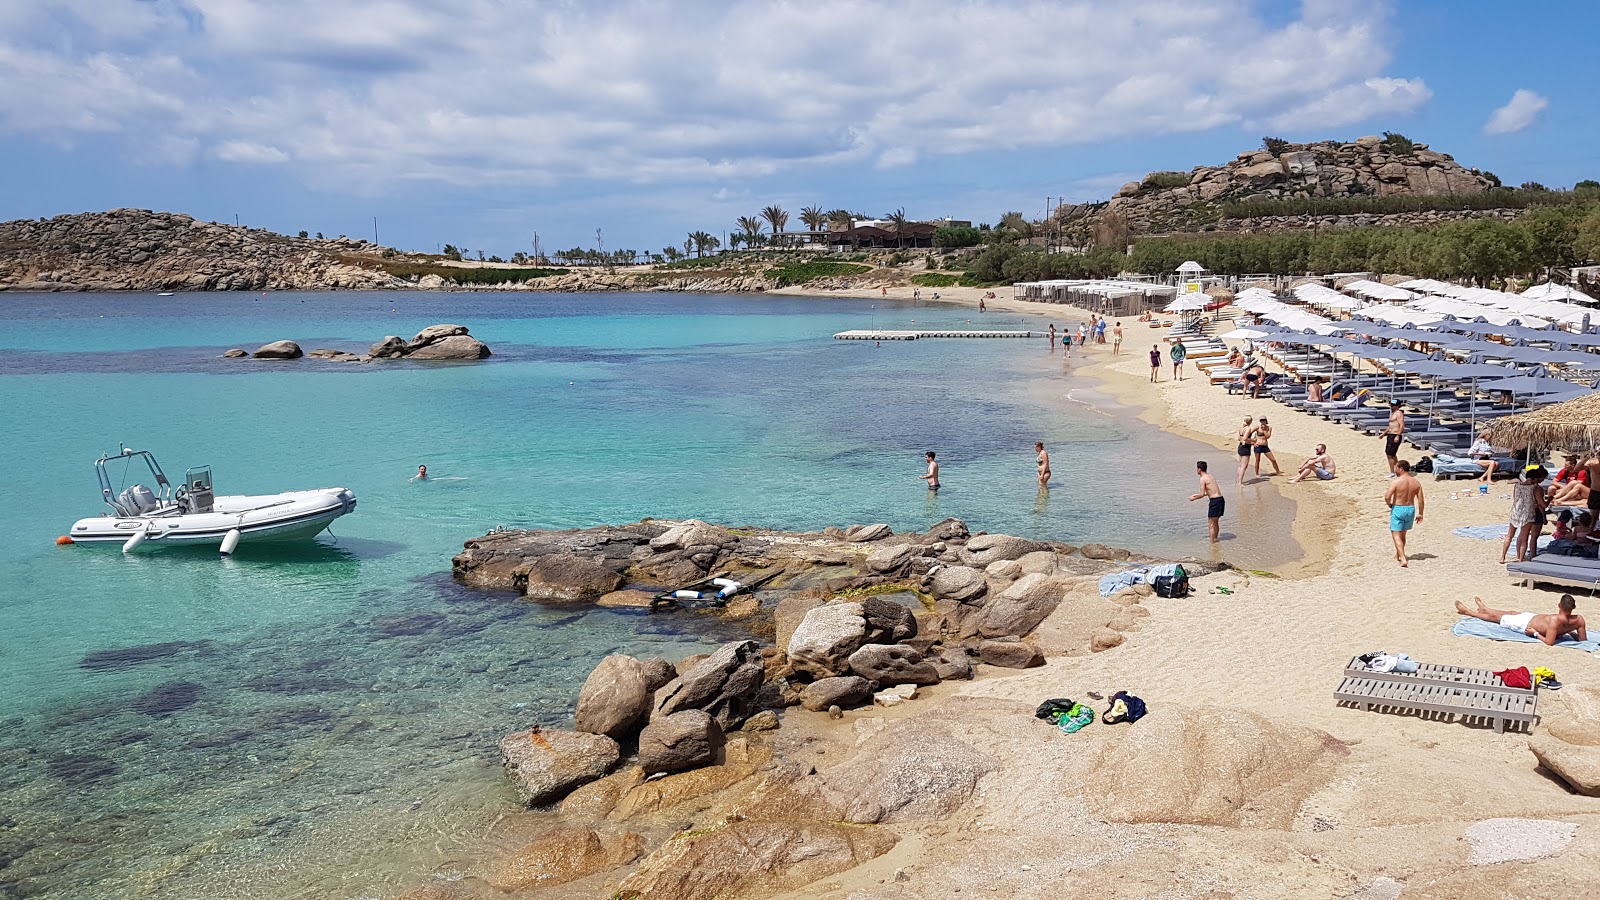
[1455,595,1587,645]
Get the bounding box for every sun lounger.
[1334,673,1538,733]
[1342,655,1535,694]
[1506,554,1600,591]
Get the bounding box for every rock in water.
[251,340,302,359]
[977,640,1045,669]
[575,655,654,740]
[618,821,897,900]
[405,334,491,359]
[499,728,620,806]
[516,552,624,602]
[132,680,203,717]
[638,709,723,774]
[1085,706,1346,828]
[222,348,247,358]
[786,603,866,679]
[409,323,469,348]
[368,335,408,358]
[800,676,875,711]
[652,640,764,730]
[846,644,940,686]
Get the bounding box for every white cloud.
[1484,88,1548,135]
[214,140,288,164]
[0,0,1429,188]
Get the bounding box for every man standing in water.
[1035,442,1051,487]
[1189,461,1224,543]
[1383,400,1406,476]
[1048,323,1057,349]
[919,451,940,491]
[1384,459,1425,566]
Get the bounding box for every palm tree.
[885,208,909,248]
[699,233,721,256]
[736,215,764,248]
[663,246,682,262]
[799,206,826,240]
[685,234,698,258]
[761,205,789,247]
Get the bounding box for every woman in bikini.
[1236,416,1255,485]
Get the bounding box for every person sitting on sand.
[1455,595,1587,646]
[1288,444,1336,483]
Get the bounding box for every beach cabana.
[1487,392,1600,450]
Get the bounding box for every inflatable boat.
[65,447,357,554]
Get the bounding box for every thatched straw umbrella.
[1484,392,1600,451]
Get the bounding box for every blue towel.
[1098,568,1146,597]
[1450,617,1600,653]
[1452,524,1508,540]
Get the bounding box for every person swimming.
[413,465,428,481]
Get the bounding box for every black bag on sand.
[1413,456,1434,474]
[1152,565,1189,598]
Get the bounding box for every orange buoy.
[56,535,75,545]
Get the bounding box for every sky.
[1,0,1596,258]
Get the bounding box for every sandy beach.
[779,287,1600,899]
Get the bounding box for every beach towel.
[1450,617,1600,653]
[1451,525,1552,551]
[1098,566,1150,597]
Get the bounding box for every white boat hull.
[69,488,356,549]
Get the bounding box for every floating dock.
[833,330,1034,341]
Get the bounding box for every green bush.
[932,226,982,248]
[886,251,911,267]
[1141,171,1192,190]
[764,261,871,286]
[1263,136,1290,155]
[362,259,569,284]
[912,273,960,287]
[1219,187,1595,220]
[1381,131,1416,155]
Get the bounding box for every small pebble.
[828,704,842,719]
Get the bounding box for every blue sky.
[1,0,1596,258]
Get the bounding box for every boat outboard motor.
[116,484,159,516]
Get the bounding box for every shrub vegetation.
[764,261,871,286]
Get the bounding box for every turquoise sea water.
[0,291,1298,898]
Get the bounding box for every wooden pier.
[833,330,1034,341]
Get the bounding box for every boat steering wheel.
[174,485,190,513]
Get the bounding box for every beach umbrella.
[1164,294,1210,313]
[1220,327,1275,340]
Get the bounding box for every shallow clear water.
[0,291,1297,898]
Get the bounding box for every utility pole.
[235,213,240,227]
[373,217,379,246]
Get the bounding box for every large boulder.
[846,644,940,686]
[800,676,875,711]
[485,825,642,891]
[1527,685,1600,796]
[499,728,620,806]
[405,334,491,359]
[926,517,970,542]
[775,592,828,653]
[844,523,893,542]
[865,543,915,574]
[252,340,302,359]
[575,654,654,740]
[408,323,469,348]
[618,821,897,900]
[929,648,973,680]
[823,723,994,823]
[929,566,987,602]
[515,553,624,602]
[368,335,408,358]
[960,534,1049,567]
[653,639,764,730]
[978,639,1045,669]
[1084,706,1346,828]
[861,596,918,644]
[786,602,866,679]
[638,710,724,775]
[970,573,1067,638]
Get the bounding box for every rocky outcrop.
[1079,137,1502,236]
[485,825,642,891]
[401,325,491,360]
[1084,706,1346,828]
[799,676,876,711]
[786,603,867,679]
[498,728,620,806]
[1528,685,1600,796]
[0,209,403,292]
[617,821,897,900]
[846,644,940,686]
[978,639,1045,669]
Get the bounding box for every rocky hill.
[1074,135,1501,236]
[0,209,404,292]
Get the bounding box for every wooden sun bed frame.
[1333,655,1538,733]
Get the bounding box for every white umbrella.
[1164,295,1211,313]
[1221,327,1274,340]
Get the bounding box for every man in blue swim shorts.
[1383,459,1425,567]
